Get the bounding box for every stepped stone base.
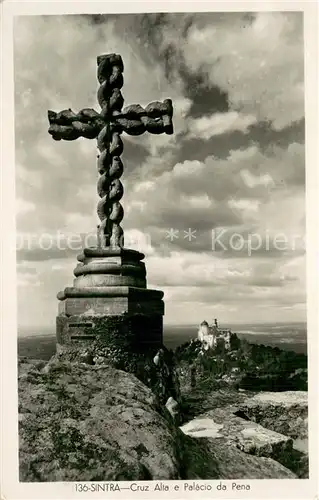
[56,247,165,355]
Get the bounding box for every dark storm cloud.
[250,119,305,151]
[86,14,119,25]
[178,64,229,118]
[121,140,150,174]
[176,119,305,164]
[130,12,230,118]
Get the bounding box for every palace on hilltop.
[198,318,238,351]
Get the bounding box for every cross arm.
[116,98,173,136]
[48,99,173,141]
[48,108,104,141]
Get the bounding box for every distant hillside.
[18,321,307,360]
[163,323,307,353]
[18,335,56,360]
[175,336,307,394]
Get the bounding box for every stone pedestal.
[56,247,164,355]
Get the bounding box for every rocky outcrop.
[165,397,179,422]
[180,406,297,479]
[175,338,307,393]
[235,391,308,440]
[179,386,253,423]
[19,357,183,481]
[18,357,304,481]
[53,344,180,409]
[180,394,309,479]
[233,392,308,478]
[181,409,293,462]
[205,440,296,479]
[180,417,295,479]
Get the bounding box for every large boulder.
[181,408,293,463]
[180,416,295,479]
[18,358,300,482]
[19,357,183,481]
[234,391,308,478]
[206,440,296,479]
[54,343,181,408]
[235,391,308,440]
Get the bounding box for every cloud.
[147,251,297,289]
[124,143,305,256]
[187,111,257,140]
[17,263,37,274]
[17,262,41,287]
[13,13,306,327]
[180,12,304,130]
[16,198,36,215]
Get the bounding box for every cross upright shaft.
[48,53,173,248]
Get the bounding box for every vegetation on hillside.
[174,335,307,393]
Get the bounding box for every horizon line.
[18,320,307,332]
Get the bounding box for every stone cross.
[48,53,173,248]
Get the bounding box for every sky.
[14,12,306,331]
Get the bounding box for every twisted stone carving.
[96,54,125,248]
[47,52,174,249]
[48,108,104,140]
[47,100,173,140]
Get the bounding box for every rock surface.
[19,357,182,481]
[203,439,296,479]
[179,387,253,423]
[180,424,295,479]
[165,397,179,422]
[18,358,300,481]
[235,391,308,440]
[53,343,180,408]
[181,408,293,463]
[181,418,224,439]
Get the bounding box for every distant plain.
[18,322,307,360]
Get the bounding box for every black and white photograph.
[1,2,318,498]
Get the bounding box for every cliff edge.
[18,357,296,481]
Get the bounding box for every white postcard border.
[1,1,318,499]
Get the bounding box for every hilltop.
[17,324,308,481]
